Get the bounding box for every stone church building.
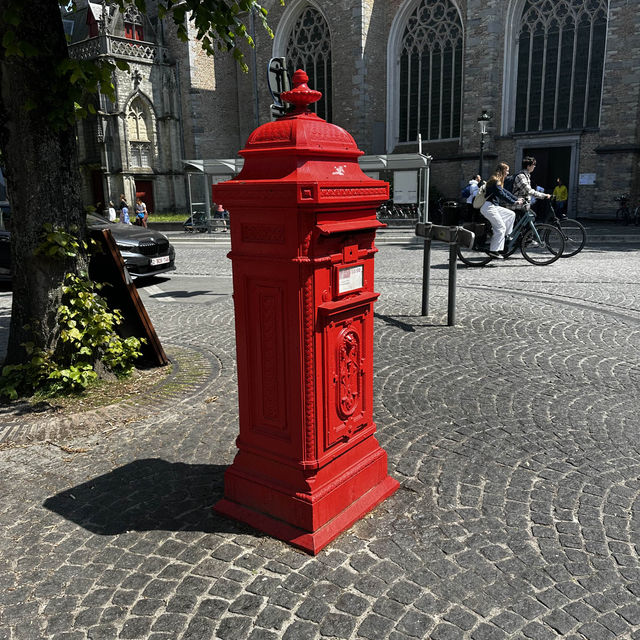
[68,0,640,218]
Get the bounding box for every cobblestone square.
[1,236,639,639]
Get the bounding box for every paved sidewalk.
[1,242,640,639]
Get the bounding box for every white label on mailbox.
[338,265,363,294]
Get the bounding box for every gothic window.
[398,0,463,143]
[127,99,152,168]
[130,143,151,168]
[124,5,144,41]
[286,5,332,121]
[128,101,149,142]
[514,0,608,133]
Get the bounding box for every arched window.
[398,0,463,143]
[123,5,144,41]
[127,101,149,141]
[127,99,152,168]
[285,5,332,121]
[514,0,608,133]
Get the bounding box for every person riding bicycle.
[480,162,524,259]
[511,156,552,210]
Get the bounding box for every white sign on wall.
[579,173,596,185]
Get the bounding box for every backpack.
[461,184,472,200]
[504,170,525,195]
[472,183,487,209]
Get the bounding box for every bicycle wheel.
[616,206,631,224]
[520,224,564,265]
[456,223,491,266]
[457,242,492,266]
[558,219,587,257]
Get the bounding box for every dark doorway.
[135,179,155,214]
[522,146,571,195]
[90,170,105,211]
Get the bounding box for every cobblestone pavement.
[1,240,640,640]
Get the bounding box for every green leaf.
[2,30,16,48]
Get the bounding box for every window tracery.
[127,99,152,168]
[398,0,463,143]
[514,0,608,132]
[124,5,144,40]
[285,5,332,122]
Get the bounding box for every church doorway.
[521,146,571,196]
[134,180,155,214]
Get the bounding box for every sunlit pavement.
[0,238,639,639]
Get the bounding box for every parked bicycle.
[376,201,419,220]
[457,205,564,266]
[615,194,632,224]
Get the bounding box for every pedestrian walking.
[120,198,130,224]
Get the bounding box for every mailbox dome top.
[242,70,360,157]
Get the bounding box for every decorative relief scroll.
[249,282,287,438]
[320,186,388,199]
[337,329,362,419]
[241,223,285,244]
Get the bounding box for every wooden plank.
[88,228,169,367]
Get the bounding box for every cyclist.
[480,162,524,259]
[511,156,552,208]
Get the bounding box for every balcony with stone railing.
[68,35,168,64]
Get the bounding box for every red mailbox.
[213,70,399,554]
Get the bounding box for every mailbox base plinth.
[214,475,399,555]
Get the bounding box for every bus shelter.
[357,153,432,223]
[183,153,431,225]
[182,159,245,230]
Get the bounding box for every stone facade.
[69,0,640,218]
[249,0,640,217]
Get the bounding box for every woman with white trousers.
[480,162,523,259]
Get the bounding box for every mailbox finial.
[280,69,322,115]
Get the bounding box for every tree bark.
[0,0,87,365]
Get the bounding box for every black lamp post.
[478,110,491,179]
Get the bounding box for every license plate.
[150,255,170,266]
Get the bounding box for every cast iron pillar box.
[213,70,399,554]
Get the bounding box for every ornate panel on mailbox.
[246,280,290,440]
[321,308,369,451]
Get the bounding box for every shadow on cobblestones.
[374,313,416,332]
[43,458,241,536]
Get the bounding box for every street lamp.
[477,110,491,179]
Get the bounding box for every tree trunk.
[0,0,87,366]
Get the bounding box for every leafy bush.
[0,227,145,400]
